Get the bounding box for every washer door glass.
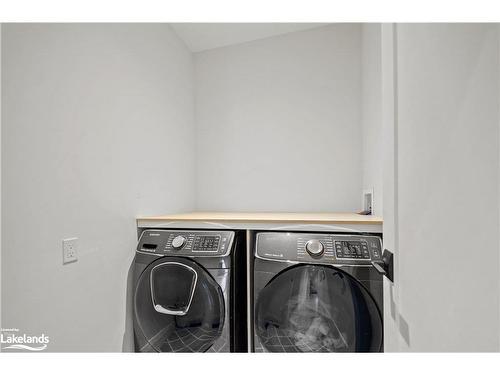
[134,257,225,352]
[255,264,382,352]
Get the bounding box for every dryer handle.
[371,249,394,283]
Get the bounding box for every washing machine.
[133,229,247,352]
[252,231,384,352]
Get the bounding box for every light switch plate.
[62,238,78,264]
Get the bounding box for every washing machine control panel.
[256,232,382,265]
[137,230,234,257]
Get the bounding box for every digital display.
[342,241,361,254]
[335,240,370,259]
[193,235,220,252]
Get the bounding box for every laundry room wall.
[361,24,383,217]
[1,24,196,351]
[0,24,2,332]
[194,24,363,212]
[384,23,500,351]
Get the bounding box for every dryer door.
[134,257,225,352]
[255,264,383,352]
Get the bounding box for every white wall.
[1,24,196,351]
[498,23,500,352]
[0,24,2,338]
[194,24,363,212]
[361,24,383,216]
[386,23,500,351]
[170,23,330,52]
[380,23,400,352]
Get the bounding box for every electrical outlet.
[362,188,374,215]
[62,238,78,264]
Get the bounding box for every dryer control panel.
[256,232,382,265]
[137,229,234,257]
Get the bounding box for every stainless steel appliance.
[133,229,246,352]
[252,231,384,352]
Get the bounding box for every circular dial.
[305,239,324,257]
[172,235,186,249]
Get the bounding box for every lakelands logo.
[1,328,49,351]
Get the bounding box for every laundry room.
[2,23,385,353]
[2,8,500,366]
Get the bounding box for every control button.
[172,235,186,249]
[305,240,324,257]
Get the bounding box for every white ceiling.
[170,23,330,52]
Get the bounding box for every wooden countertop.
[137,212,382,225]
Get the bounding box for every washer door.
[255,264,383,352]
[134,257,225,352]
